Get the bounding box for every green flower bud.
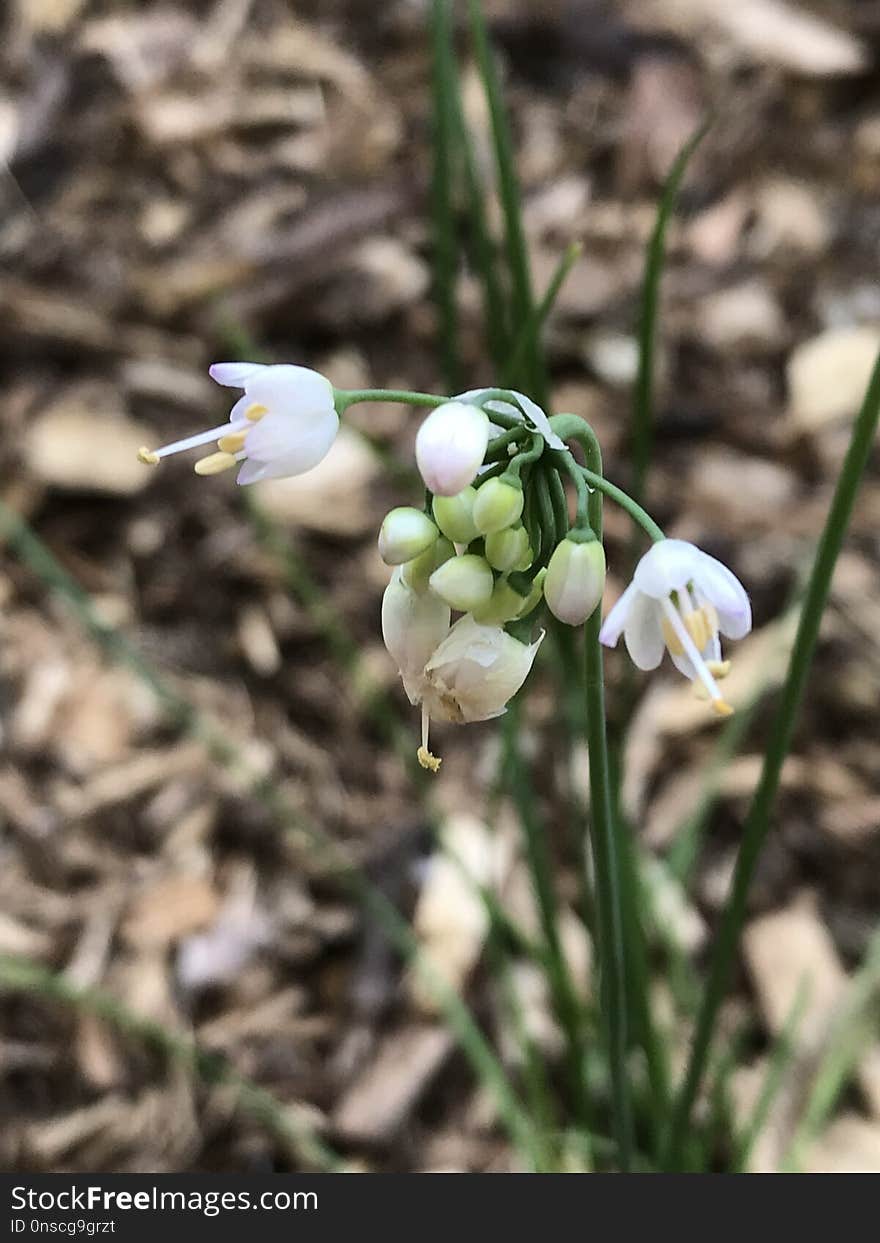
[472,566,546,625]
[432,487,479,545]
[544,536,606,626]
[485,524,531,574]
[402,536,454,594]
[429,554,494,613]
[472,475,524,535]
[378,507,438,566]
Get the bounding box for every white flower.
[456,388,566,451]
[599,539,751,716]
[415,401,490,496]
[138,363,338,485]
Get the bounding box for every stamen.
[246,403,268,421]
[151,419,251,460]
[661,617,684,656]
[194,451,238,476]
[660,596,726,710]
[417,704,441,772]
[712,699,734,717]
[707,659,731,679]
[218,430,247,453]
[138,447,159,465]
[684,607,712,651]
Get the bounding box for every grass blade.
[0,955,342,1171]
[430,0,462,390]
[466,0,546,404]
[664,345,880,1168]
[631,120,710,508]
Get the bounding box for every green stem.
[664,346,880,1169]
[335,388,449,414]
[578,433,634,1170]
[508,242,582,383]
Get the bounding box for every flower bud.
[401,536,454,594]
[544,536,606,626]
[416,402,490,496]
[485,524,531,574]
[428,554,494,613]
[472,567,546,625]
[472,476,524,535]
[378,507,439,566]
[432,487,479,545]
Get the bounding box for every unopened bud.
[428,554,494,613]
[416,402,490,496]
[485,524,531,573]
[433,487,479,544]
[544,536,606,626]
[378,507,439,566]
[401,536,454,594]
[472,476,524,535]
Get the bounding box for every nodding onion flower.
[138,363,339,485]
[599,539,751,716]
[381,572,543,771]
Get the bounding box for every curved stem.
[552,449,591,529]
[579,467,664,544]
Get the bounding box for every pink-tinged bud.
[415,402,490,496]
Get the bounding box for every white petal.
[382,569,451,687]
[691,553,752,640]
[598,581,638,647]
[454,388,565,450]
[669,648,697,680]
[623,592,665,670]
[244,364,335,419]
[244,407,339,475]
[209,362,267,387]
[236,458,271,485]
[633,539,705,599]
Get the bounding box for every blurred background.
[1,0,879,1173]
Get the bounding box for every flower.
[415,401,490,496]
[419,616,543,769]
[138,363,338,485]
[378,507,438,566]
[544,536,606,626]
[599,539,751,716]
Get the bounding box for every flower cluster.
[139,365,752,769]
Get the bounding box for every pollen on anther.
[417,745,442,773]
[194,451,238,476]
[218,431,247,453]
[712,698,734,718]
[246,403,268,422]
[138,447,160,465]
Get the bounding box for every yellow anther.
[712,698,734,718]
[706,659,731,679]
[417,745,442,773]
[246,403,268,421]
[218,431,247,453]
[684,606,715,651]
[662,618,684,656]
[138,446,160,465]
[194,451,238,476]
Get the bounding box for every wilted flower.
[381,568,451,708]
[544,536,606,626]
[415,401,490,496]
[138,363,338,485]
[378,507,438,566]
[599,539,751,716]
[418,615,544,769]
